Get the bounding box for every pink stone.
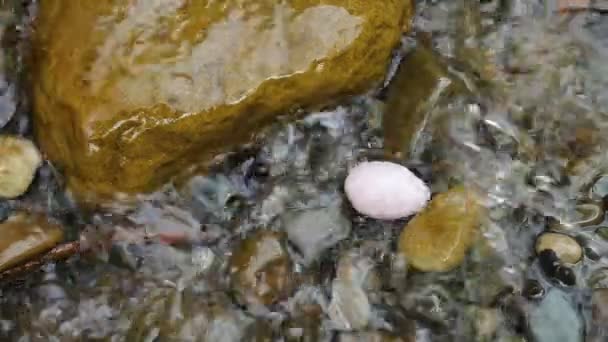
[345,161,430,220]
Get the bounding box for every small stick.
[0,241,80,283]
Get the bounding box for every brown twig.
[0,241,80,283]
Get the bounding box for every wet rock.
[32,0,410,201]
[473,307,500,340]
[345,161,430,220]
[549,202,604,230]
[0,135,42,198]
[398,186,483,272]
[383,43,467,158]
[0,212,64,272]
[328,252,379,331]
[229,230,293,306]
[283,205,351,265]
[529,289,583,342]
[535,232,582,264]
[537,250,576,286]
[588,267,608,289]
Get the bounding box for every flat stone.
[0,135,42,199]
[0,212,64,272]
[32,0,410,201]
[535,232,582,264]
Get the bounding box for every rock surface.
[398,186,483,272]
[345,161,430,220]
[0,135,42,198]
[0,212,64,272]
[32,0,410,201]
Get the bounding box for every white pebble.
[0,135,42,198]
[344,161,430,220]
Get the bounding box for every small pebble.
[0,135,42,198]
[596,226,608,240]
[535,233,582,264]
[344,161,430,220]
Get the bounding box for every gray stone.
[283,205,351,265]
[530,290,583,342]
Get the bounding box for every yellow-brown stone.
[32,0,411,201]
[398,186,484,272]
[0,212,64,272]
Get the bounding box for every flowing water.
[1,0,608,341]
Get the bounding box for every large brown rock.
[32,0,410,201]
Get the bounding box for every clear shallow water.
[1,0,608,341]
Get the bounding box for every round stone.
[0,135,42,199]
[535,233,582,264]
[345,161,430,220]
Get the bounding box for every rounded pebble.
[0,135,42,198]
[535,232,582,264]
[344,161,430,220]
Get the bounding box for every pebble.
[229,230,293,306]
[535,232,582,264]
[398,186,483,272]
[529,289,583,342]
[596,226,608,240]
[549,202,604,230]
[283,205,351,265]
[0,212,64,272]
[344,161,430,220]
[0,135,42,198]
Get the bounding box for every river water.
[1,0,608,341]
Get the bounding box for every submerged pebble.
[0,135,42,198]
[535,233,582,264]
[398,186,483,272]
[549,202,604,230]
[345,161,430,220]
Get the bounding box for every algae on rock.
[32,0,411,201]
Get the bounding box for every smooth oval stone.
[32,0,410,201]
[229,230,293,306]
[345,161,430,220]
[0,135,42,199]
[0,212,64,272]
[535,233,582,264]
[549,202,604,230]
[398,186,483,272]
